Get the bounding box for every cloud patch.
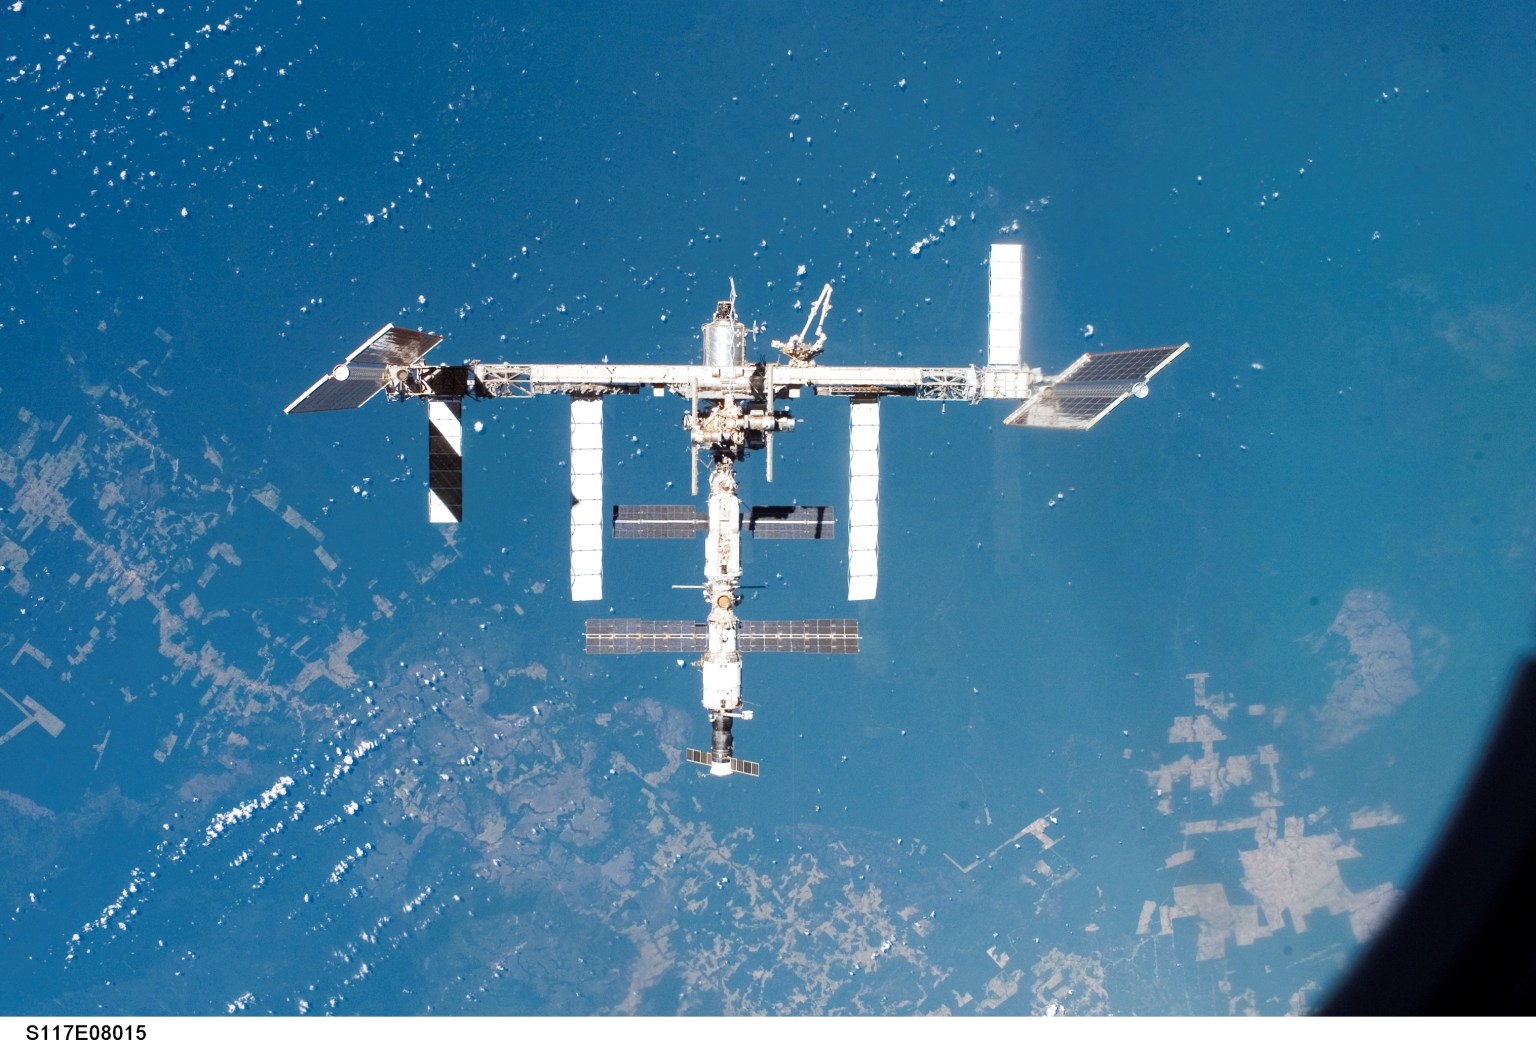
[1313,590,1443,747]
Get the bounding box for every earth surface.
[2,0,1533,1017]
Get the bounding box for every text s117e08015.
[26,1027,146,1041]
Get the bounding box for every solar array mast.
[286,244,1187,778]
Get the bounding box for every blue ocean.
[0,0,1532,1016]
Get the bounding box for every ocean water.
[1,0,1533,1016]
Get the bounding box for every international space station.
[286,244,1186,778]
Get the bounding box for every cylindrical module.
[700,651,742,713]
[702,317,741,368]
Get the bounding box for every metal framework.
[285,243,1188,778]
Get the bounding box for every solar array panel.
[746,505,835,540]
[284,325,443,414]
[586,619,707,654]
[612,504,707,539]
[585,618,859,654]
[1006,344,1189,430]
[1051,394,1124,425]
[738,618,859,654]
[1057,345,1188,386]
[426,398,463,523]
[284,369,388,415]
[685,748,760,777]
[351,326,445,369]
[613,504,836,539]
[1003,391,1126,430]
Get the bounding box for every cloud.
[1313,590,1441,748]
[1432,296,1536,382]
